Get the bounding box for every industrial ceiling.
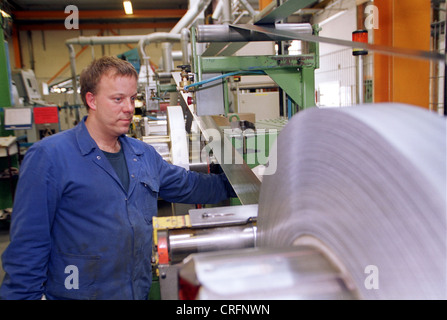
[1,0,325,30]
[1,0,192,30]
[5,0,190,11]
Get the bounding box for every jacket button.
[97,156,101,160]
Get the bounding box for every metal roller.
[154,205,258,300]
[167,223,256,264]
[230,23,444,62]
[167,205,258,264]
[196,23,313,43]
[257,103,447,299]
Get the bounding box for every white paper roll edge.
[167,106,189,170]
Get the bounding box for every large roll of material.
[257,104,446,299]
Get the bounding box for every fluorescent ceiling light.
[1,10,11,18]
[123,1,133,15]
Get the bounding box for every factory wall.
[314,2,358,107]
[374,0,431,109]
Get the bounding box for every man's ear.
[85,92,96,111]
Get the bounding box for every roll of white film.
[257,103,446,299]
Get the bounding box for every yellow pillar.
[374,0,431,109]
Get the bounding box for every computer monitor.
[3,107,33,130]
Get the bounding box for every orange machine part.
[157,233,169,265]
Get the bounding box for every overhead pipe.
[158,51,186,70]
[211,0,223,21]
[181,28,191,66]
[238,0,256,18]
[213,0,254,23]
[65,33,181,103]
[136,33,182,87]
[67,44,80,105]
[211,0,232,24]
[162,42,174,72]
[66,35,144,46]
[137,33,183,61]
[138,0,211,66]
[66,34,150,104]
[64,0,218,103]
[154,0,211,73]
[221,0,233,25]
[169,0,212,35]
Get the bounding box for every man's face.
[87,71,138,138]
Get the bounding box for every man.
[0,56,236,300]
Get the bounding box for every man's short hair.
[80,56,138,110]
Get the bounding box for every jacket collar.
[75,116,144,156]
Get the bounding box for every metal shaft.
[196,23,313,43]
[168,223,256,264]
[357,55,364,104]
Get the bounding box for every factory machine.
[45,1,443,300]
[144,2,446,299]
[1,64,60,216]
[144,7,323,298]
[175,102,446,300]
[1,1,444,300]
[3,69,61,145]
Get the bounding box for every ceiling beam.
[15,21,178,31]
[12,9,187,21]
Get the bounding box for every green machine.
[185,22,319,181]
[150,20,320,297]
[155,1,321,180]
[171,21,320,209]
[190,25,319,115]
[0,25,18,216]
[150,1,321,299]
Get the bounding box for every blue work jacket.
[0,117,234,300]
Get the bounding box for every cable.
[183,70,266,92]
